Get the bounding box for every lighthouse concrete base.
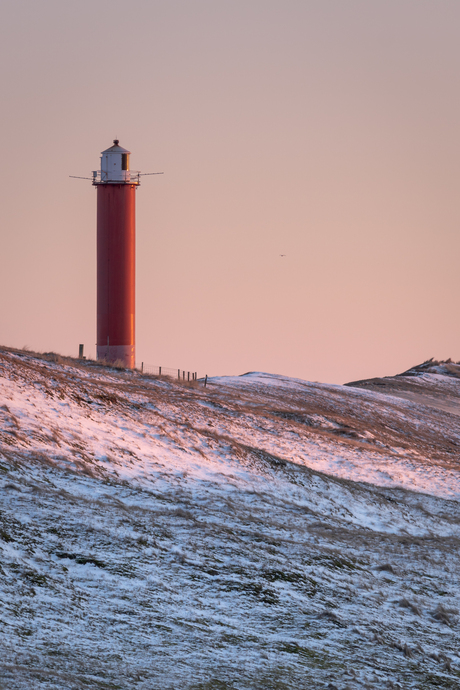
[97,345,135,369]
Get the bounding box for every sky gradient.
[1,0,459,383]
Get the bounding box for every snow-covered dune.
[1,348,460,689]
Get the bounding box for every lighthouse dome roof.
[101,140,131,155]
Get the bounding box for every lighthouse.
[93,140,139,368]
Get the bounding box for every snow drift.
[1,347,460,689]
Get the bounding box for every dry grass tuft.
[42,352,65,365]
[398,598,421,616]
[377,563,396,574]
[431,604,458,625]
[443,363,460,378]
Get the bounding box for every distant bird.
[280,254,286,257]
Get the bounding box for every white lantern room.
[99,140,131,182]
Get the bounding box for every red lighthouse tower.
[93,141,139,368]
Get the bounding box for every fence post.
[188,372,190,381]
[79,344,84,359]
[159,366,161,376]
[141,362,144,374]
[204,374,207,388]
[178,369,180,379]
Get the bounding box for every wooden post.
[178,369,180,379]
[188,371,190,381]
[204,374,207,388]
[79,344,84,359]
[159,366,161,376]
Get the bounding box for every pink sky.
[0,0,459,384]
